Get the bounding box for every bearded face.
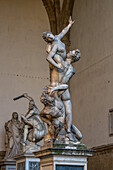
[40,93,55,106]
[67,49,81,63]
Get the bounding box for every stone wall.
[0,151,5,161]
[0,0,50,151]
[88,144,113,170]
[70,0,113,148]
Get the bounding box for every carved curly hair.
[42,32,53,43]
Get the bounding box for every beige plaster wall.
[70,0,113,148]
[0,0,50,150]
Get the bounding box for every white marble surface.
[40,155,87,170]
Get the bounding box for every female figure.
[5,112,23,159]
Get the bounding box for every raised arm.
[24,93,40,114]
[23,93,34,102]
[57,16,74,40]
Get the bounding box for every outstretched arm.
[57,16,74,40]
[48,84,68,95]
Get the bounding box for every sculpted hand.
[23,93,28,98]
[62,61,69,72]
[57,65,64,72]
[48,87,55,95]
[69,16,75,26]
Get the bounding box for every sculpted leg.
[39,113,51,126]
[24,125,29,142]
[62,89,72,133]
[9,137,13,149]
[64,100,72,133]
[71,124,82,140]
[5,137,14,159]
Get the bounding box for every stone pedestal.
[0,159,16,170]
[15,153,40,170]
[34,141,93,170]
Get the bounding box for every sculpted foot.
[66,132,78,142]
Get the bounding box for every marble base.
[39,155,87,170]
[21,142,40,153]
[0,159,16,170]
[14,153,40,170]
[34,140,93,170]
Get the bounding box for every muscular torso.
[50,54,75,86]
